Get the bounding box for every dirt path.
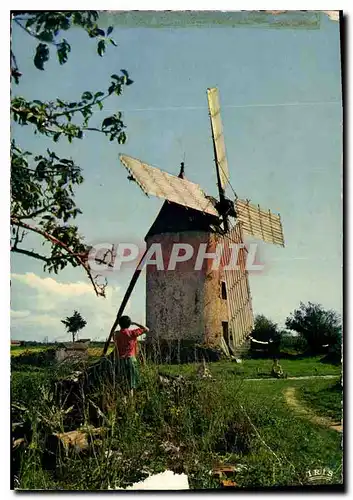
[244,374,338,381]
[283,386,342,433]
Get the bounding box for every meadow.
[11,345,343,490]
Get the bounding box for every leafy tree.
[11,11,133,296]
[280,331,308,353]
[61,310,87,343]
[252,314,280,343]
[250,315,281,356]
[285,302,342,354]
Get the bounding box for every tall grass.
[13,360,250,489]
[11,347,343,490]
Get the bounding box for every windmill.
[102,88,285,357]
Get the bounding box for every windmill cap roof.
[145,200,219,240]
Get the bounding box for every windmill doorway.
[222,321,230,349]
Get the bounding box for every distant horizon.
[10,328,302,343]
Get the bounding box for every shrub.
[11,348,58,370]
[286,302,342,354]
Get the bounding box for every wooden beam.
[101,249,148,357]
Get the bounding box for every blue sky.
[10,11,342,341]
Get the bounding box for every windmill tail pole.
[101,249,148,357]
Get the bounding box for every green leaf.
[97,40,106,57]
[118,132,127,144]
[53,133,61,142]
[107,26,114,35]
[38,30,54,43]
[34,43,50,71]
[25,17,36,28]
[57,40,71,65]
[110,39,117,47]
[102,117,114,128]
[81,91,93,101]
[94,91,104,99]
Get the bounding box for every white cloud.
[11,310,30,319]
[12,313,59,327]
[10,272,134,341]
[11,273,93,297]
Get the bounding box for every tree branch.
[11,50,19,70]
[11,217,105,297]
[13,207,50,220]
[82,127,106,134]
[11,247,49,263]
[53,93,110,118]
[13,18,59,46]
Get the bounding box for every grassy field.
[11,347,343,490]
[11,346,51,356]
[298,378,342,423]
[11,345,114,359]
[159,356,342,379]
[11,345,341,379]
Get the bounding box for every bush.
[250,315,281,356]
[11,348,58,370]
[280,333,308,353]
[285,302,342,355]
[252,315,279,342]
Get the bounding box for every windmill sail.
[207,88,230,191]
[236,198,285,247]
[220,223,254,352]
[120,155,218,216]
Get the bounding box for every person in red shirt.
[113,315,149,397]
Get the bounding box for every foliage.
[11,11,133,296]
[324,329,342,364]
[280,332,308,353]
[11,348,57,369]
[285,302,342,354]
[252,314,280,343]
[61,310,87,342]
[250,314,281,356]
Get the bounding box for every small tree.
[285,302,342,354]
[251,314,281,356]
[61,311,87,343]
[252,314,280,343]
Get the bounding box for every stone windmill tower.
[103,88,285,357]
[144,174,230,351]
